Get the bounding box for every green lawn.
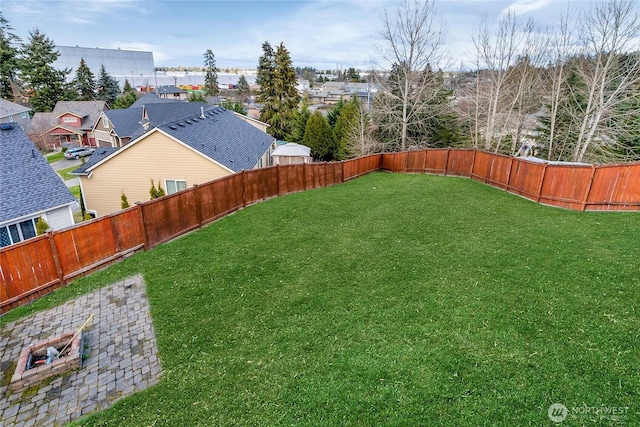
[56,164,80,181]
[46,151,65,163]
[69,184,81,200]
[3,173,639,426]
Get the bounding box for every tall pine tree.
[256,41,276,125]
[236,74,250,102]
[0,13,20,101]
[303,111,336,161]
[203,49,219,96]
[19,28,72,112]
[72,58,96,100]
[96,64,120,105]
[270,42,300,139]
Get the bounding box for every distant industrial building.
[53,46,155,81]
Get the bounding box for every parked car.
[64,147,95,160]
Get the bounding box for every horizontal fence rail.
[2,150,639,313]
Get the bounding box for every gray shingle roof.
[0,124,76,223]
[0,99,31,119]
[104,108,143,139]
[77,107,274,175]
[159,107,274,172]
[72,147,119,175]
[130,93,180,108]
[157,85,187,95]
[52,101,107,131]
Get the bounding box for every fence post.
[505,156,515,190]
[47,232,65,288]
[444,148,451,176]
[276,164,282,196]
[536,163,548,203]
[193,184,203,227]
[136,202,149,250]
[470,149,477,179]
[109,214,122,253]
[242,170,248,207]
[581,164,597,211]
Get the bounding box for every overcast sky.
[3,0,611,70]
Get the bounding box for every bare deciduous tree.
[373,0,448,152]
[470,12,546,154]
[571,0,640,162]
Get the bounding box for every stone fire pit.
[10,332,84,393]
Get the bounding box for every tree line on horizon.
[1,0,638,163]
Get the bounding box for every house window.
[63,117,76,123]
[102,117,109,128]
[21,112,28,119]
[165,179,187,195]
[0,218,37,248]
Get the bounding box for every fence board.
[142,190,199,248]
[406,151,427,173]
[0,236,59,310]
[586,163,640,210]
[472,151,512,188]
[244,167,278,204]
[424,149,449,174]
[447,149,474,176]
[278,164,305,195]
[53,218,119,274]
[539,165,593,210]
[507,159,546,200]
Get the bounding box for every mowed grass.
[4,172,639,426]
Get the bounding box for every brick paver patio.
[0,274,162,426]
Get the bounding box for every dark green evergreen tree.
[188,92,207,103]
[303,111,336,161]
[112,91,137,109]
[122,78,133,93]
[327,98,345,129]
[0,13,21,101]
[268,42,300,139]
[221,100,246,115]
[332,96,361,160]
[203,49,219,96]
[72,58,96,100]
[288,100,310,143]
[236,74,250,102]
[19,28,73,112]
[256,41,276,125]
[96,64,120,105]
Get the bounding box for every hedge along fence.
[2,150,639,314]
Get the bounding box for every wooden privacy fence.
[2,149,639,313]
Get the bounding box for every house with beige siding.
[73,107,275,217]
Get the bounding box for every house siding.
[81,132,232,217]
[45,205,75,230]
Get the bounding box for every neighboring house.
[271,142,312,165]
[130,93,180,108]
[28,101,108,148]
[0,123,76,248]
[156,85,189,100]
[92,102,215,148]
[73,107,277,217]
[0,99,32,128]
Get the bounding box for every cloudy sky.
[3,0,609,70]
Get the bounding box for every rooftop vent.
[169,125,177,130]
[178,123,185,127]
